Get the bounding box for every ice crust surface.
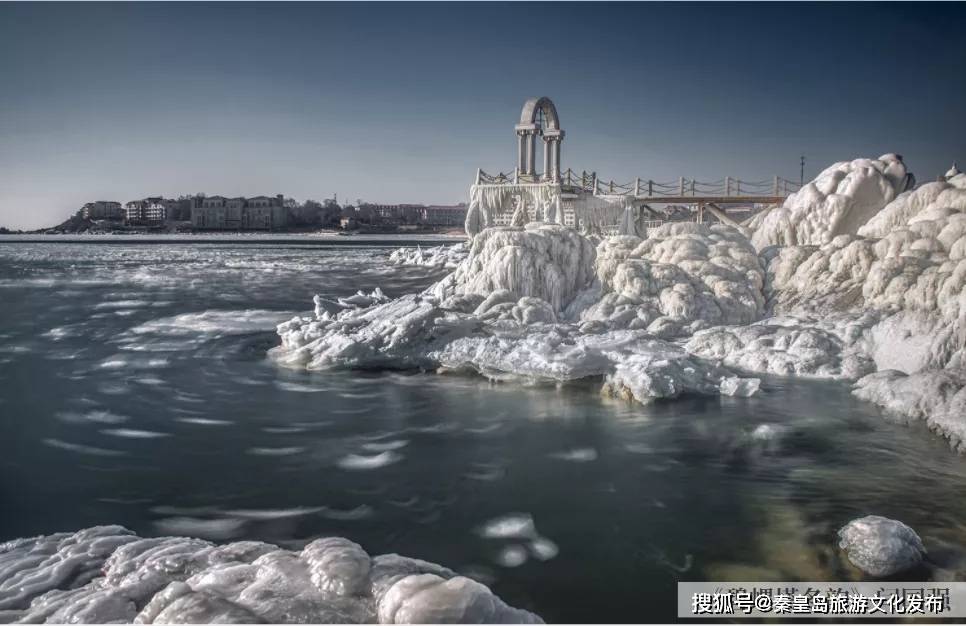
[838,516,926,577]
[579,222,765,336]
[0,526,541,624]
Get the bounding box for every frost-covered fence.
[477,168,804,199]
[466,168,803,238]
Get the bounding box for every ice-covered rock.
[853,368,966,453]
[837,515,926,577]
[273,294,480,371]
[764,191,966,373]
[685,314,877,380]
[578,222,765,336]
[388,243,468,269]
[439,224,597,312]
[857,169,966,239]
[0,526,542,624]
[749,154,911,250]
[602,350,742,403]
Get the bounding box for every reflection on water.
[2,241,966,622]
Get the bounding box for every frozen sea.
[3,239,966,622]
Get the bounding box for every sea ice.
[719,376,761,397]
[336,451,403,470]
[388,243,468,269]
[0,526,541,623]
[477,514,537,540]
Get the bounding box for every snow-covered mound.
[578,223,765,336]
[765,200,966,372]
[858,166,966,239]
[749,154,911,250]
[388,243,468,269]
[437,224,596,312]
[0,526,541,624]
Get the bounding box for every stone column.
[527,132,536,176]
[542,137,551,181]
[543,129,564,182]
[515,124,538,179]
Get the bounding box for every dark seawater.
[2,240,966,623]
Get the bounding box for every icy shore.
[388,243,469,269]
[0,526,541,624]
[273,155,966,448]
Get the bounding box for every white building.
[124,198,166,224]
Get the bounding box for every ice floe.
[336,451,403,471]
[0,526,541,623]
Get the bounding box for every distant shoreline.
[0,232,466,247]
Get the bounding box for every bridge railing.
[475,168,804,198]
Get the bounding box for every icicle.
[618,204,639,237]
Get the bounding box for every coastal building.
[420,204,467,227]
[124,197,166,225]
[163,198,195,221]
[80,201,123,220]
[191,195,288,230]
[356,203,423,226]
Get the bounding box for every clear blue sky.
[2,1,965,229]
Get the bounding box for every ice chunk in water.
[719,376,761,397]
[477,514,537,540]
[528,538,560,561]
[337,451,403,470]
[495,545,528,568]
